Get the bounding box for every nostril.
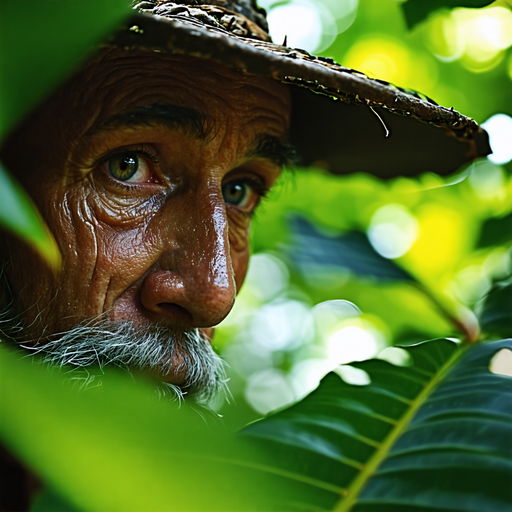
[156,303,193,322]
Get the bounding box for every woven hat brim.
[107,12,491,178]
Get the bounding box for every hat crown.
[133,0,269,35]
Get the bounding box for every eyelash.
[227,176,270,218]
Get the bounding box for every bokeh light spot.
[243,252,290,302]
[482,114,512,165]
[469,159,506,200]
[291,358,337,399]
[328,326,379,365]
[334,365,370,386]
[368,204,419,259]
[250,299,314,350]
[377,346,412,367]
[266,0,337,53]
[245,369,296,415]
[489,349,512,377]
[343,37,409,83]
[454,6,512,72]
[424,11,464,62]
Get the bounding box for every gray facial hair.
[6,316,228,404]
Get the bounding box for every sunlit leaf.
[242,338,512,511]
[0,0,132,139]
[288,216,415,281]
[477,278,512,338]
[0,163,60,267]
[401,0,495,30]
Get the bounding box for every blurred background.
[213,0,512,426]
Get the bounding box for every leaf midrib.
[333,345,465,512]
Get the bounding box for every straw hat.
[105,0,490,178]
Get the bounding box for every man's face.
[1,49,291,390]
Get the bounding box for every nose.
[140,192,236,328]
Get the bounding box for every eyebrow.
[248,134,299,170]
[85,103,298,169]
[85,103,209,141]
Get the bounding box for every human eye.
[221,177,269,213]
[100,148,160,184]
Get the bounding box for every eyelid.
[94,145,163,186]
[95,145,160,168]
[223,175,270,217]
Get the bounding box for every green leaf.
[242,338,512,511]
[0,162,60,267]
[477,278,512,338]
[0,346,320,512]
[30,489,80,512]
[289,216,415,282]
[477,212,512,248]
[401,0,495,30]
[0,0,132,139]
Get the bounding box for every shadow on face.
[0,48,292,385]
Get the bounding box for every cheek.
[231,247,250,293]
[227,210,251,292]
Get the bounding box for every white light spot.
[482,114,512,165]
[250,299,314,350]
[489,348,512,377]
[291,358,337,399]
[313,299,362,336]
[368,204,419,259]
[267,0,337,53]
[245,369,295,415]
[328,326,379,365]
[243,253,289,302]
[334,365,370,386]
[223,341,273,378]
[377,346,412,366]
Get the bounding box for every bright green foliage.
[0,0,132,140]
[0,163,60,267]
[0,346,311,512]
[401,0,495,29]
[242,339,512,511]
[0,0,131,266]
[0,0,511,511]
[2,337,509,511]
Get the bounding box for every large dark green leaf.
[288,216,415,282]
[242,338,512,511]
[401,0,495,30]
[477,278,512,338]
[0,0,132,140]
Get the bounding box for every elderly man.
[0,1,495,510]
[0,0,490,405]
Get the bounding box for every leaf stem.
[333,345,464,512]
[412,281,480,344]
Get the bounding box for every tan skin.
[0,49,291,384]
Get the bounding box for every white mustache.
[16,320,228,404]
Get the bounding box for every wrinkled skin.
[0,48,291,383]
